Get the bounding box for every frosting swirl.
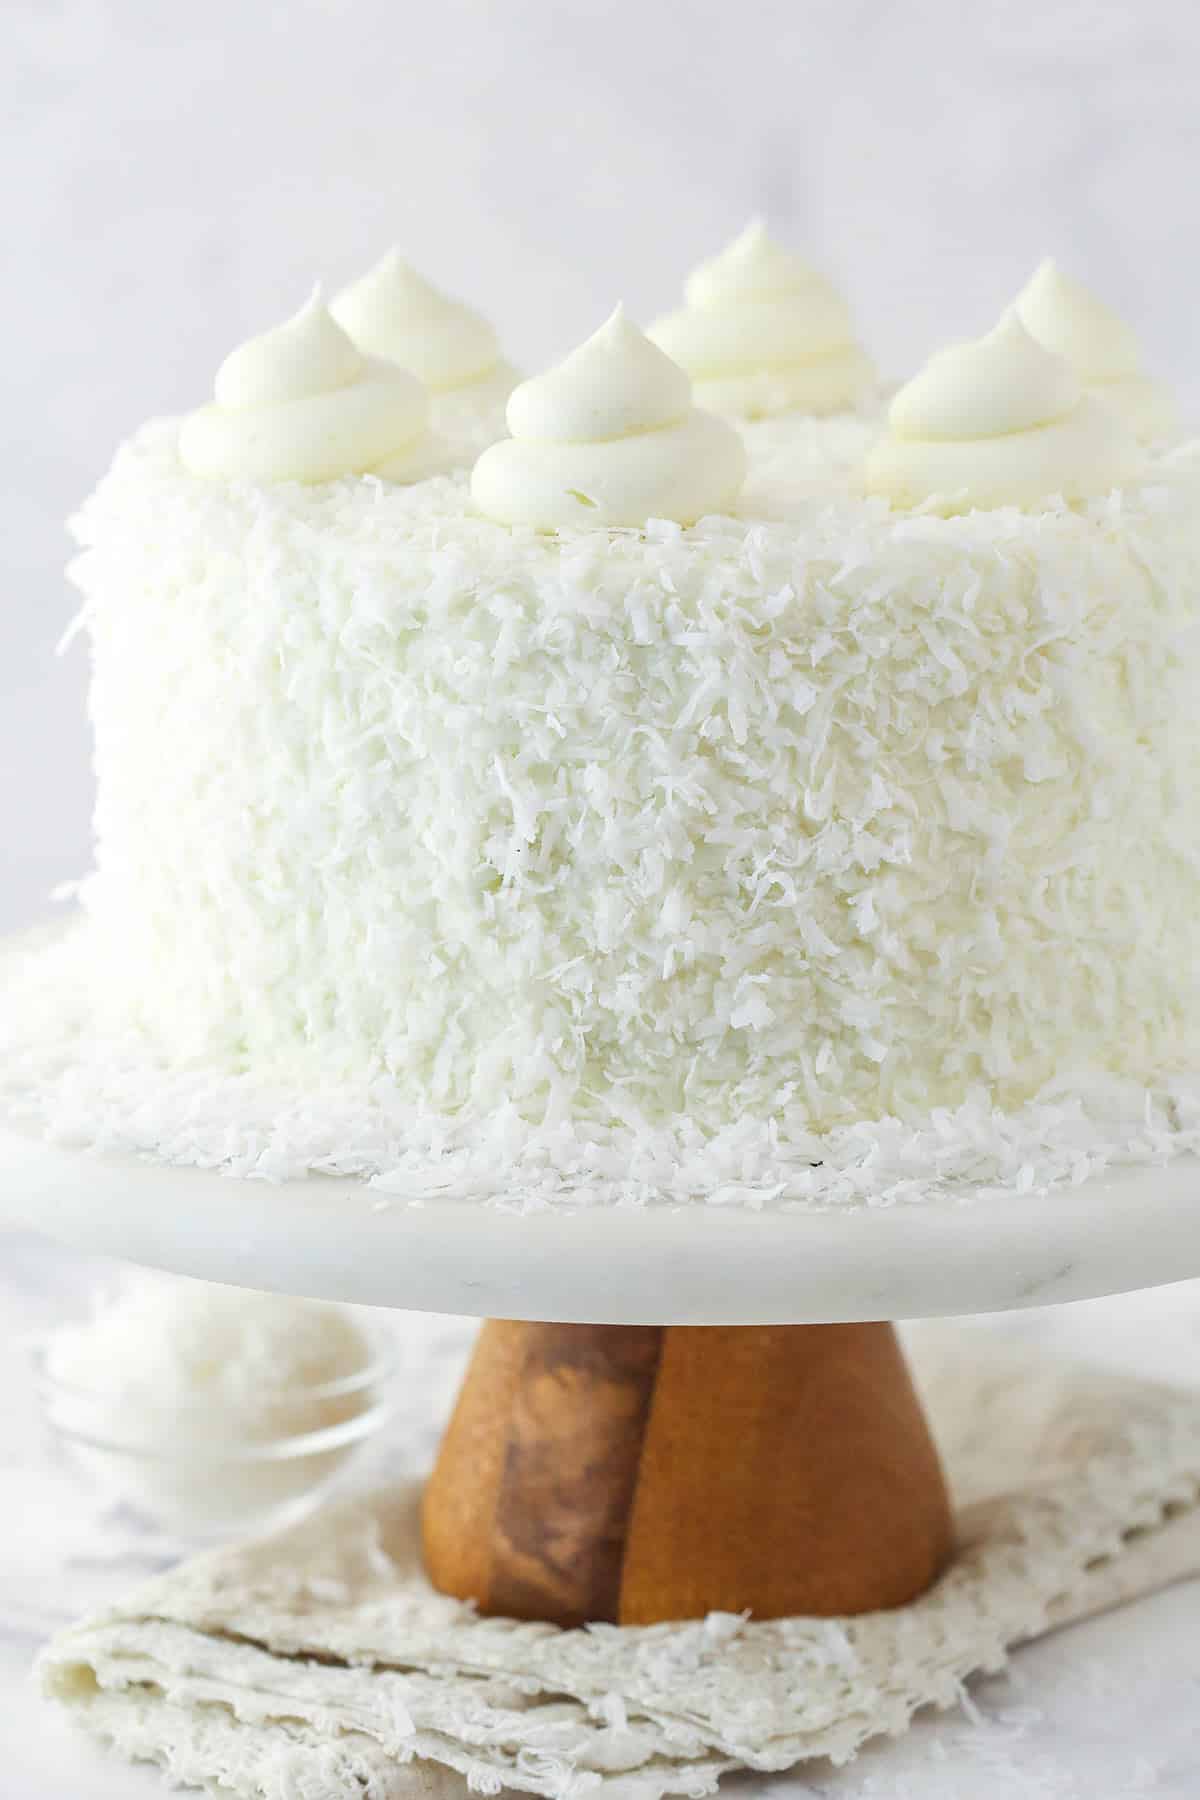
[1015,258,1176,442]
[179,292,449,484]
[470,305,746,530]
[647,219,873,419]
[864,312,1144,511]
[330,250,508,393]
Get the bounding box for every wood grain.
[423,1319,953,1626]
[619,1322,953,1621]
[423,1321,663,1626]
[421,1318,529,1607]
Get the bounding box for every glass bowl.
[28,1327,398,1542]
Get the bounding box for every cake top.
[647,219,873,416]
[864,311,1144,511]
[470,304,746,529]
[330,248,505,393]
[1014,258,1176,441]
[178,290,451,484]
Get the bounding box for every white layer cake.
[4,285,1199,1209]
[5,414,1199,1205]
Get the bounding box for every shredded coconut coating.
[5,423,1200,1206]
[737,411,879,516]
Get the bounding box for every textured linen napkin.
[38,1323,1200,1800]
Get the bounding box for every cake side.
[61,422,1200,1143]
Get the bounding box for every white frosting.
[1015,258,1176,442]
[865,313,1144,510]
[648,220,874,419]
[53,418,1200,1185]
[180,292,450,484]
[471,305,746,529]
[330,249,509,393]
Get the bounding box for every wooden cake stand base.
[423,1320,953,1625]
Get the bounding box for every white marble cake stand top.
[2,1124,1199,1323]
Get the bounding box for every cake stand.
[5,1121,1200,1628]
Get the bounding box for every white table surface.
[3,1228,1200,1800]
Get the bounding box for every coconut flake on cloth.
[39,1324,1200,1799]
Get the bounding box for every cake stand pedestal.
[423,1318,951,1624]
[4,1125,1199,1625]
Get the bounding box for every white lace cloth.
[39,1324,1200,1800]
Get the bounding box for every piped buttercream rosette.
[331,250,517,450]
[470,305,746,530]
[864,312,1144,512]
[1015,258,1177,444]
[179,292,452,485]
[332,250,508,394]
[648,220,875,420]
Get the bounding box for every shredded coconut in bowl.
[44,1272,372,1445]
[32,1267,385,1535]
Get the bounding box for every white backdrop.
[3,0,1199,931]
